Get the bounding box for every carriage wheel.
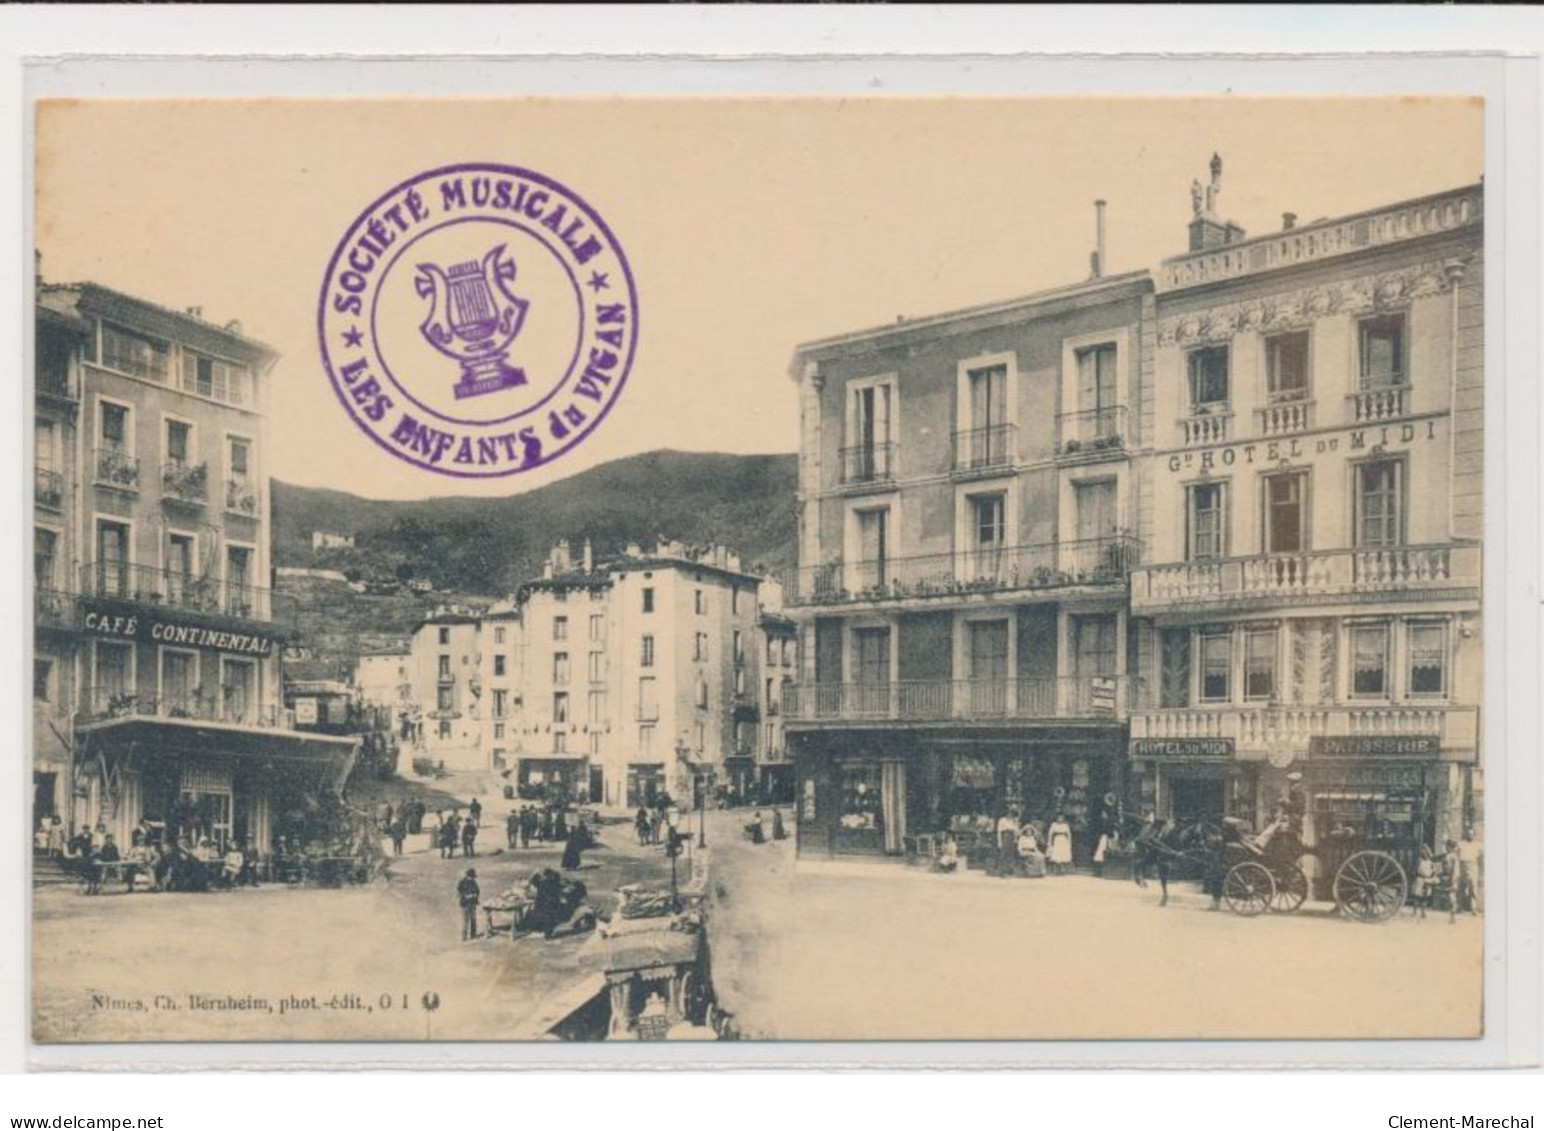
[1270,864,1309,913]
[1223,861,1275,917]
[1334,850,1407,922]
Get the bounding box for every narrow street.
[705,810,1484,1041]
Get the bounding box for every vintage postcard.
[28,93,1492,1049]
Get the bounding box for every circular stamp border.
[317,161,639,480]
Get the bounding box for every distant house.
[311,531,356,551]
[276,566,349,584]
[407,578,434,594]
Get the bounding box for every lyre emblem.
[415,245,530,399]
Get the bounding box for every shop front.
[625,762,668,809]
[516,754,591,805]
[1128,739,1259,828]
[720,756,756,805]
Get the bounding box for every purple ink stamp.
[318,163,638,477]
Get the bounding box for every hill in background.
[271,451,799,642]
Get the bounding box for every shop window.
[1407,622,1449,697]
[1262,471,1308,555]
[1350,624,1391,698]
[1199,630,1230,703]
[1355,459,1405,548]
[1187,345,1230,410]
[1244,627,1278,701]
[839,764,883,831]
[1159,628,1190,708]
[1359,313,1406,388]
[1266,330,1311,401]
[1188,482,1227,561]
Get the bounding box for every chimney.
[1186,153,1244,252]
[1091,199,1107,279]
[1282,212,1297,231]
[582,538,593,574]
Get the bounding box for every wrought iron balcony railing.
[79,561,274,622]
[952,424,1016,473]
[1057,405,1129,456]
[781,534,1140,608]
[161,461,209,505]
[35,467,63,510]
[225,476,259,517]
[839,442,896,486]
[784,675,1141,724]
[93,447,140,491]
[35,588,75,629]
[79,685,290,730]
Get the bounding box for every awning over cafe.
[73,716,358,788]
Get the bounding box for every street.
[705,810,1484,1041]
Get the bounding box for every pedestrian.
[993,810,1019,878]
[745,811,766,844]
[648,809,663,847]
[1442,838,1461,924]
[390,817,406,857]
[506,810,520,849]
[469,796,482,828]
[1046,813,1074,876]
[635,806,651,847]
[461,816,478,858]
[520,805,536,849]
[457,868,480,941]
[771,808,787,841]
[1411,844,1435,919]
[1457,826,1482,915]
[539,807,554,844]
[561,820,592,871]
[554,809,569,843]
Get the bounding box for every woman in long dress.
[1046,813,1074,876]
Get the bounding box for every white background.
[2,3,1540,1121]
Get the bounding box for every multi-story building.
[754,582,800,804]
[406,609,483,770]
[32,279,357,849]
[782,258,1149,859]
[479,604,523,773]
[1127,175,1483,879]
[354,646,414,717]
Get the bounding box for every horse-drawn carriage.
[1216,821,1410,922]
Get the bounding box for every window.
[437,686,453,711]
[553,652,570,685]
[492,689,507,719]
[493,655,506,677]
[694,721,706,752]
[839,763,882,831]
[733,630,744,664]
[695,589,706,616]
[1076,343,1119,425]
[438,720,452,740]
[1266,331,1310,401]
[638,724,655,760]
[695,676,710,710]
[95,521,129,597]
[732,589,741,615]
[1262,472,1308,555]
[1188,483,1227,561]
[100,402,129,451]
[34,659,51,701]
[1244,627,1278,701]
[642,587,654,614]
[963,364,1010,466]
[850,381,894,480]
[494,723,506,740]
[1199,630,1230,703]
[1407,622,1448,697]
[37,418,59,473]
[438,627,450,645]
[438,655,451,679]
[165,420,192,466]
[852,627,891,687]
[1187,346,1230,409]
[35,528,57,590]
[638,677,658,720]
[553,692,570,723]
[767,636,777,665]
[1159,628,1191,709]
[589,732,602,757]
[766,677,776,706]
[1355,459,1404,548]
[1359,314,1405,388]
[553,616,568,641]
[971,494,1006,572]
[589,613,604,642]
[494,626,506,645]
[95,641,133,700]
[226,545,253,590]
[589,652,605,683]
[641,634,655,667]
[588,690,607,725]
[228,437,250,481]
[181,351,247,403]
[734,667,747,696]
[101,324,168,382]
[1350,624,1391,698]
[161,650,197,711]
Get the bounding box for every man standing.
[457,868,480,941]
[506,810,520,850]
[520,805,536,849]
[1457,826,1483,915]
[469,796,482,828]
[461,816,478,858]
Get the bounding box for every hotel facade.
[32,279,357,850]
[784,168,1483,871]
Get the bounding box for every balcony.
[35,588,75,630]
[784,675,1140,726]
[1348,382,1408,424]
[1129,703,1478,756]
[93,447,140,492]
[1256,397,1314,437]
[952,424,1016,476]
[1180,409,1231,447]
[80,561,276,623]
[38,362,78,402]
[1057,405,1129,458]
[79,685,291,731]
[1130,544,1480,613]
[161,461,210,506]
[35,467,63,510]
[839,442,895,487]
[225,477,259,517]
[781,534,1140,609]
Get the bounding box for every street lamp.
[697,771,707,849]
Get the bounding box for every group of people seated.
[66,822,265,894]
[931,810,1076,878]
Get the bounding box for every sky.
[35,97,1483,500]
